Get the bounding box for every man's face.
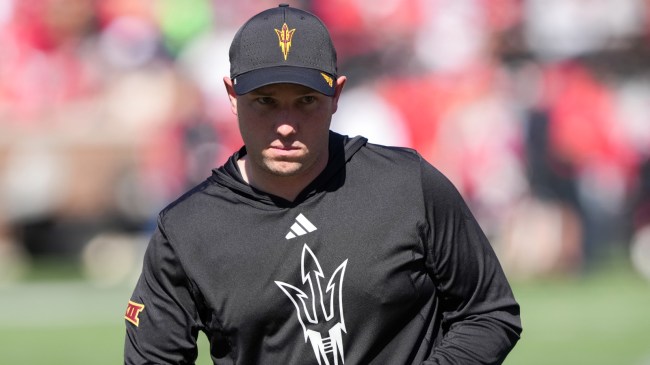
[225,78,345,183]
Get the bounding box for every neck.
[237,156,327,202]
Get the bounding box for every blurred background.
[0,0,649,364]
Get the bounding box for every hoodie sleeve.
[419,158,522,365]
[124,217,204,365]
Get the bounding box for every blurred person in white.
[124,4,521,364]
[617,79,650,280]
[524,0,646,60]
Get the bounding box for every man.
[124,4,521,364]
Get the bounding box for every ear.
[223,77,238,115]
[331,76,347,114]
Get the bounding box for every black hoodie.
[125,132,521,365]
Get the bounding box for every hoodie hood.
[209,131,367,208]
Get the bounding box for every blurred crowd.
[1,0,650,284]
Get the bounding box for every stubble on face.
[225,76,346,200]
[235,83,335,194]
[254,123,330,178]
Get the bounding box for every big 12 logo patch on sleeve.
[124,300,145,327]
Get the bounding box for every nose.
[276,123,296,137]
[275,108,298,137]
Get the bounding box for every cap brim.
[233,66,336,96]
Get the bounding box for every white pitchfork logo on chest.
[276,214,348,365]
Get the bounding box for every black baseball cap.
[229,4,338,96]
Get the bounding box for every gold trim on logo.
[125,300,145,327]
[275,23,296,60]
[321,73,334,87]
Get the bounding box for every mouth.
[268,144,303,158]
[269,140,302,150]
[271,144,297,150]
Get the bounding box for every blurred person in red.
[0,0,100,124]
[0,0,110,259]
[544,62,639,267]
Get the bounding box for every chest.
[182,197,431,336]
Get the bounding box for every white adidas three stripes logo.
[285,214,317,239]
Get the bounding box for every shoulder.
[354,140,462,203]
[352,141,423,171]
[346,141,441,198]
[352,141,451,185]
[158,179,214,225]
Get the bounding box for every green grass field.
[504,261,650,365]
[1,258,648,364]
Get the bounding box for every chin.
[264,161,305,177]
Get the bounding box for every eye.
[300,95,316,104]
[256,96,275,105]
